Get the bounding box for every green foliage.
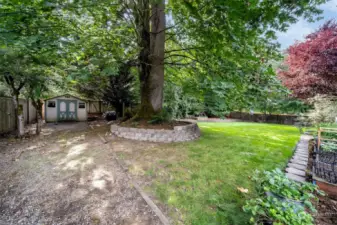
[320,141,337,152]
[102,63,138,116]
[0,0,326,119]
[309,95,337,124]
[243,169,323,224]
[244,197,314,225]
[148,108,172,124]
[164,81,204,118]
[123,107,137,121]
[299,95,337,126]
[0,83,10,97]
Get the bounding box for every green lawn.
[150,122,300,225]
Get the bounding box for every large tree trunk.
[137,0,165,119]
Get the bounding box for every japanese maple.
[278,20,337,99]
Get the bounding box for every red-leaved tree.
[278,20,337,99]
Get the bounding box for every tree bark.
[137,0,165,119]
[36,110,42,135]
[12,93,23,137]
[31,99,43,135]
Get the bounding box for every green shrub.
[243,169,323,225]
[306,95,337,125]
[123,107,137,121]
[148,108,172,124]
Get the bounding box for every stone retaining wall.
[111,122,200,143]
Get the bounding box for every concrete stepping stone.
[286,173,306,182]
[290,158,307,166]
[295,153,308,158]
[287,163,307,170]
[292,156,307,162]
[286,167,306,177]
[295,151,308,155]
[295,150,308,154]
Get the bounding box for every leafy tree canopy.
[0,0,327,120]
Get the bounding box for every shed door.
[57,99,77,121]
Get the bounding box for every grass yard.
[117,122,300,225]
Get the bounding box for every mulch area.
[315,195,337,225]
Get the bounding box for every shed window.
[79,103,85,109]
[48,101,56,108]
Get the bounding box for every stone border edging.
[110,121,200,143]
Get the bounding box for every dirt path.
[0,122,161,225]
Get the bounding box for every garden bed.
[315,195,337,225]
[111,121,200,143]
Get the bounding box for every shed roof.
[44,94,87,102]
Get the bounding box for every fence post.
[318,128,321,149]
[26,98,29,124]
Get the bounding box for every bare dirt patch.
[315,195,337,225]
[111,139,188,223]
[0,122,161,225]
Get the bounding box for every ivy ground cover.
[117,122,300,224]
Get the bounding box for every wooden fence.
[0,97,111,134]
[87,101,110,114]
[0,97,37,134]
[229,111,297,125]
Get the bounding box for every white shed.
[44,94,88,122]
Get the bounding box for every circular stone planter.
[110,121,201,143]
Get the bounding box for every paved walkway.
[286,134,312,182]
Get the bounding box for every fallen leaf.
[237,187,249,193]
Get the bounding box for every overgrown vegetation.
[243,169,323,224]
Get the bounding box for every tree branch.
[164,54,196,61]
[165,47,202,54]
[150,25,175,35]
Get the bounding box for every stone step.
[292,156,308,162]
[286,167,306,177]
[286,173,306,182]
[290,159,307,166]
[287,163,307,170]
[294,156,308,160]
[297,144,308,147]
[295,150,309,154]
[294,153,308,157]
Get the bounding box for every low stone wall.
[111,122,201,143]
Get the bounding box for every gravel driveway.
[0,122,161,225]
